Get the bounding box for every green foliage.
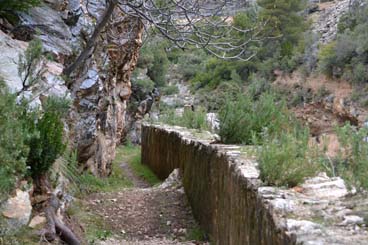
[0,226,40,245]
[26,96,68,178]
[122,145,161,186]
[176,49,208,80]
[26,109,65,177]
[138,39,169,87]
[192,58,246,89]
[218,92,290,144]
[77,146,133,194]
[161,84,179,95]
[186,226,207,241]
[257,127,322,187]
[0,0,40,13]
[132,77,155,95]
[196,82,244,111]
[159,106,209,131]
[319,4,368,84]
[257,0,307,57]
[18,38,43,90]
[318,41,337,77]
[43,95,71,118]
[335,124,368,191]
[247,75,272,100]
[181,107,208,130]
[0,82,29,195]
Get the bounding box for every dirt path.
[119,161,151,188]
[84,156,207,245]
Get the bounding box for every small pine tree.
[17,38,43,95]
[257,0,307,57]
[0,81,29,195]
[27,111,65,178]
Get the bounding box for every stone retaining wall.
[142,124,368,245]
[141,124,294,245]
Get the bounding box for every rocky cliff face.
[0,0,143,176]
[70,4,143,177]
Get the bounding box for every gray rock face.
[0,30,27,92]
[70,2,143,176]
[312,0,350,44]
[20,5,73,56]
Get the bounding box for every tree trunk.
[45,195,80,245]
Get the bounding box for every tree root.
[44,195,80,245]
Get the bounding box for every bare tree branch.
[63,0,119,77]
[64,0,267,77]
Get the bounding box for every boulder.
[28,214,46,229]
[0,189,32,234]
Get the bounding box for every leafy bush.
[138,39,169,87]
[334,124,368,191]
[131,78,155,96]
[43,95,71,118]
[195,82,243,111]
[26,109,65,178]
[161,84,179,95]
[319,3,368,84]
[257,127,322,187]
[18,38,43,93]
[177,49,208,80]
[192,58,246,89]
[0,82,29,195]
[158,106,209,130]
[218,92,290,144]
[318,41,338,77]
[180,107,208,130]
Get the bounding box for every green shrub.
[43,95,71,118]
[132,78,155,95]
[335,124,368,191]
[247,75,272,100]
[158,106,209,131]
[192,58,241,89]
[218,92,290,144]
[161,84,179,95]
[257,127,322,187]
[138,39,169,87]
[181,107,208,130]
[319,3,368,84]
[177,50,208,80]
[351,63,368,84]
[195,82,243,111]
[18,38,43,93]
[318,42,337,77]
[26,109,65,178]
[0,82,29,195]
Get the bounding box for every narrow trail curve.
[85,159,207,245]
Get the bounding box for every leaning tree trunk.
[71,6,144,177]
